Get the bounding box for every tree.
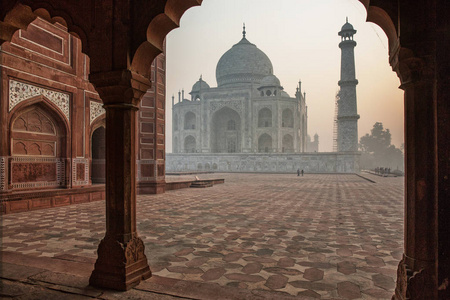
[359,122,391,154]
[359,122,403,171]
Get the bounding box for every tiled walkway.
[1,173,404,299]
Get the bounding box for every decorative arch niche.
[184,135,196,153]
[282,109,294,128]
[9,101,67,189]
[184,111,196,129]
[258,133,272,153]
[282,134,294,153]
[258,108,272,128]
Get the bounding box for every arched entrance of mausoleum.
[211,106,241,153]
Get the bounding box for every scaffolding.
[333,90,340,152]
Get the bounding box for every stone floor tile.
[201,267,226,281]
[224,273,265,282]
[337,261,356,275]
[337,281,361,299]
[265,274,289,290]
[242,262,263,274]
[303,268,324,281]
[372,273,396,290]
[297,289,322,298]
[166,266,203,274]
[362,288,395,298]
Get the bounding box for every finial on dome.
[200,74,202,81]
[346,16,348,23]
[243,23,246,38]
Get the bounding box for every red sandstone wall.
[137,41,166,194]
[0,17,105,213]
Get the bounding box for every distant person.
[301,169,304,176]
[297,168,300,176]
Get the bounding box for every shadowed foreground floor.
[1,173,403,299]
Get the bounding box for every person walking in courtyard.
[301,169,304,176]
[297,168,300,176]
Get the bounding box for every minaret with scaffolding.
[337,18,360,152]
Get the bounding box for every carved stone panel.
[9,80,70,121]
[12,162,57,182]
[72,158,89,186]
[210,101,243,115]
[0,157,6,191]
[9,157,65,189]
[90,101,105,124]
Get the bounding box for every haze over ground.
[165,0,404,152]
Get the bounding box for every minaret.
[337,18,360,152]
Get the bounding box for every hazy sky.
[165,0,404,152]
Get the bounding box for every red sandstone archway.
[0,1,448,298]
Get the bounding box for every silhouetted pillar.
[89,70,151,290]
[393,51,438,299]
[436,3,450,297]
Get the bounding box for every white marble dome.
[216,37,273,87]
[259,74,281,88]
[191,78,210,93]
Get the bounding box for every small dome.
[281,91,290,98]
[190,77,210,93]
[341,22,354,31]
[259,74,281,88]
[339,18,357,37]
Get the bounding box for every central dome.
[216,37,273,87]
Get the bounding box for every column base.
[392,255,436,300]
[90,235,151,290]
[137,181,165,194]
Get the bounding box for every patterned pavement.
[1,173,404,299]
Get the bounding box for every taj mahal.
[166,21,360,173]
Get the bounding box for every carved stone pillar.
[392,49,438,299]
[89,70,151,290]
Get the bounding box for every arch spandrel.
[1,3,90,53]
[364,5,398,55]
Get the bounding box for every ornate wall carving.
[210,101,243,114]
[90,101,105,124]
[0,157,6,191]
[9,80,70,121]
[9,157,65,189]
[72,158,89,186]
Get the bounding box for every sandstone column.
[393,50,438,299]
[89,70,151,290]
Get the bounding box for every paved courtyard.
[1,173,404,299]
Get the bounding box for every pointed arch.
[184,111,196,129]
[9,94,70,141]
[258,133,272,153]
[258,108,272,128]
[184,135,196,153]
[282,134,294,153]
[282,108,294,128]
